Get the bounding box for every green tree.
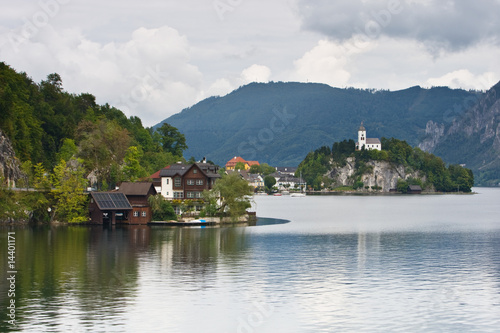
[122,146,147,182]
[264,175,276,192]
[249,164,262,174]
[51,159,89,223]
[56,138,78,162]
[234,162,247,170]
[157,123,188,156]
[77,119,131,189]
[260,163,276,176]
[213,172,253,220]
[396,179,408,193]
[148,194,176,221]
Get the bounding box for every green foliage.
[156,122,188,156]
[264,175,276,192]
[148,194,176,221]
[213,172,253,220]
[122,146,147,182]
[0,62,187,192]
[51,159,89,223]
[234,162,247,170]
[249,164,262,174]
[397,179,408,193]
[202,190,219,217]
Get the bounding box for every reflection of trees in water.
[150,227,250,277]
[0,225,150,330]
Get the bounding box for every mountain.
[423,81,500,186]
[158,82,480,167]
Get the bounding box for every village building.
[355,122,381,151]
[227,169,264,189]
[158,162,220,200]
[225,156,260,170]
[275,167,297,176]
[116,182,157,224]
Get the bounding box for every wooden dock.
[148,220,217,227]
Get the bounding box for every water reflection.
[1,188,499,332]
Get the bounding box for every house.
[159,162,220,200]
[275,175,306,191]
[355,122,381,151]
[117,182,157,224]
[407,185,422,194]
[227,169,264,189]
[225,156,260,170]
[275,167,297,176]
[89,192,132,224]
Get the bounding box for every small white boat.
[290,193,305,197]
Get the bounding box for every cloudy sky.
[1,0,499,126]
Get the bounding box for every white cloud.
[426,70,497,91]
[0,25,203,127]
[290,38,375,87]
[240,64,271,83]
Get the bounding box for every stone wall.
[0,130,22,187]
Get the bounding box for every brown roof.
[117,182,156,196]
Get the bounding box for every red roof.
[225,156,248,167]
[247,161,260,166]
[149,165,170,179]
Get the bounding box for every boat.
[273,193,282,196]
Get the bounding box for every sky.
[1,0,499,126]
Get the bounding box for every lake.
[1,188,500,332]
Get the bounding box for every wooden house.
[407,185,422,194]
[117,182,157,224]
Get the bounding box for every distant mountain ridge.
[424,81,500,186]
[158,82,481,167]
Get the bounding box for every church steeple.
[358,122,366,149]
[359,121,366,132]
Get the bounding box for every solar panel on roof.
[93,192,132,210]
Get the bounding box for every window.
[193,169,197,174]
[195,192,202,198]
[142,211,147,217]
[165,179,169,185]
[187,192,195,198]
[174,191,184,199]
[174,177,181,187]
[196,179,203,185]
[187,179,195,186]
[133,211,139,217]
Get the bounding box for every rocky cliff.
[328,157,425,192]
[425,80,500,185]
[0,130,22,187]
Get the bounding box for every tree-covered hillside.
[0,62,186,189]
[159,82,481,167]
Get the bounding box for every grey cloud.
[297,0,500,51]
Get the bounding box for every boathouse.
[89,192,132,224]
[117,182,157,224]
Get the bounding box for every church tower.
[357,122,366,149]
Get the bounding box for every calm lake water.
[1,188,500,332]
